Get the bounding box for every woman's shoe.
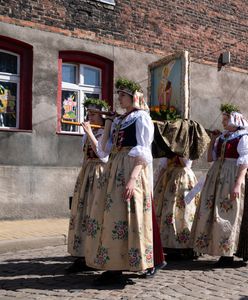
[140,267,156,278]
[214,256,234,267]
[65,258,94,273]
[93,271,123,286]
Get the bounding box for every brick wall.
[0,0,248,70]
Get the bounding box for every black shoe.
[65,258,94,274]
[140,267,157,278]
[93,271,124,286]
[214,256,234,267]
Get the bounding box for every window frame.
[0,35,33,131]
[96,0,115,5]
[57,51,113,134]
[0,49,20,128]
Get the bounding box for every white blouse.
[105,110,154,164]
[212,130,248,165]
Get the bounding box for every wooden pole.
[61,119,103,129]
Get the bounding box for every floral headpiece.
[115,78,142,96]
[84,98,109,112]
[220,103,240,115]
[115,78,149,111]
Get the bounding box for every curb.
[0,235,67,254]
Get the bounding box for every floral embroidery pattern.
[135,175,142,188]
[219,237,232,253]
[81,216,87,232]
[83,216,100,238]
[220,197,233,213]
[94,246,110,266]
[205,195,214,210]
[73,235,81,250]
[105,194,113,211]
[176,228,190,244]
[143,194,152,212]
[164,213,173,225]
[195,233,210,249]
[112,221,128,240]
[144,245,153,264]
[176,195,185,209]
[97,173,107,189]
[128,248,141,267]
[116,169,125,187]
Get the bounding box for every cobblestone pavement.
[1,245,248,300]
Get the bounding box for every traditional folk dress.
[67,129,108,258]
[154,157,199,250]
[85,109,154,271]
[192,130,248,256]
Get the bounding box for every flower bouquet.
[150,105,180,121]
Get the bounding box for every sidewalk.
[0,218,69,254]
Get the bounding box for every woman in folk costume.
[85,78,159,284]
[66,98,109,273]
[192,104,248,266]
[154,155,199,259]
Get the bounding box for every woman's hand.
[230,182,241,201]
[210,129,221,142]
[81,121,92,135]
[104,111,118,122]
[123,177,136,202]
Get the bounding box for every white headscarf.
[228,112,248,129]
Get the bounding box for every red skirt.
[152,201,165,266]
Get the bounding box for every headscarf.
[132,90,149,112]
[228,112,248,129]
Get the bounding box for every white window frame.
[61,63,102,134]
[0,49,20,129]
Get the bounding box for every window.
[0,50,20,128]
[58,51,113,134]
[0,36,33,131]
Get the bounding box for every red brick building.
[0,0,247,219]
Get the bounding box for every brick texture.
[0,0,248,70]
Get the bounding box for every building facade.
[0,0,247,220]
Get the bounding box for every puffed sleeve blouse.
[105,110,154,165]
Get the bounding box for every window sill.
[95,0,115,9]
[0,128,32,133]
[56,131,83,136]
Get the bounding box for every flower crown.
[115,78,142,96]
[220,103,240,115]
[84,98,110,111]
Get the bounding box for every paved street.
[0,245,248,299]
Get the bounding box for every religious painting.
[148,51,190,119]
